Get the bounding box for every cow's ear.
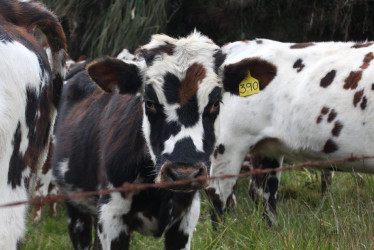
[86,57,142,94]
[222,58,277,95]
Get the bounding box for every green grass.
[22,170,374,249]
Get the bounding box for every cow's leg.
[49,184,58,217]
[97,193,131,250]
[165,192,200,250]
[92,218,102,250]
[66,201,93,250]
[321,170,333,195]
[249,156,282,226]
[207,140,249,229]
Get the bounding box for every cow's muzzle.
[156,162,209,191]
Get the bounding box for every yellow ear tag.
[239,71,260,97]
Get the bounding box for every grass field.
[22,169,374,249]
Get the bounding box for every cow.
[32,141,58,222]
[33,49,134,223]
[0,0,66,248]
[207,38,374,227]
[52,31,226,249]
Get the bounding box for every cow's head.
[87,32,226,191]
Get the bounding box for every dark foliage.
[42,0,374,59]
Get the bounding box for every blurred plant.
[42,0,374,59]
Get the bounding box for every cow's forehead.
[141,32,220,76]
[140,32,222,109]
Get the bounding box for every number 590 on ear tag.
[239,71,260,97]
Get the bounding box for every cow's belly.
[284,150,374,173]
[252,138,374,173]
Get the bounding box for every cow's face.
[87,32,226,191]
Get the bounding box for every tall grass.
[42,0,174,59]
[23,170,374,249]
[41,0,374,59]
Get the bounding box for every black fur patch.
[163,72,180,104]
[164,138,206,165]
[213,49,226,73]
[218,144,225,154]
[25,87,38,129]
[8,122,26,188]
[176,94,199,127]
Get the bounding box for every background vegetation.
[42,0,374,59]
[23,169,374,249]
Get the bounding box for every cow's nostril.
[167,167,178,181]
[194,167,204,178]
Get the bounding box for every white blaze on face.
[162,119,204,155]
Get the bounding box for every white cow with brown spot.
[208,39,374,226]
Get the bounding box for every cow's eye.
[210,100,221,113]
[213,100,220,107]
[145,100,156,112]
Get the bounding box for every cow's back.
[52,66,149,213]
[221,39,374,170]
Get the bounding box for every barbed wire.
[1,155,373,208]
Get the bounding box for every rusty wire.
[1,155,373,208]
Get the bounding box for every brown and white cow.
[52,32,226,249]
[208,38,374,226]
[0,0,66,248]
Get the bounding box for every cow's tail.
[0,0,67,107]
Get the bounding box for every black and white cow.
[207,38,374,226]
[0,0,66,248]
[52,32,226,249]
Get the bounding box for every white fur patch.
[177,192,200,250]
[136,213,158,236]
[162,119,204,155]
[98,190,133,249]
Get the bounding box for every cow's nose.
[167,165,204,181]
[158,162,209,191]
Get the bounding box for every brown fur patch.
[290,42,314,49]
[321,106,330,115]
[344,71,362,90]
[316,115,323,124]
[293,59,305,72]
[320,70,336,88]
[179,63,206,106]
[327,109,337,123]
[353,89,364,107]
[223,58,277,95]
[360,52,374,69]
[372,84,374,90]
[351,42,373,49]
[361,96,367,110]
[0,1,66,52]
[331,121,343,137]
[322,139,338,153]
[41,142,53,175]
[213,147,218,158]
